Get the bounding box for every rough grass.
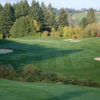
[0,37,100,81]
[0,79,100,100]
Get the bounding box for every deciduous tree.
[87,8,96,24]
[80,17,88,28]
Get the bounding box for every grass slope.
[0,79,100,100]
[73,12,100,22]
[0,37,100,81]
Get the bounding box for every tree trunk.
[2,34,6,40]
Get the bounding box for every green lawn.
[0,79,100,100]
[0,37,100,81]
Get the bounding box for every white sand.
[94,57,100,61]
[0,49,13,54]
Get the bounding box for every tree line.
[0,0,99,39]
[0,0,68,39]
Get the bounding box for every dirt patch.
[94,57,100,61]
[0,49,13,54]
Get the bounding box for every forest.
[0,0,100,39]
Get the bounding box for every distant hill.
[72,12,100,23]
[54,8,100,26]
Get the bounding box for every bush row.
[27,23,100,38]
[10,21,100,38]
[0,64,100,88]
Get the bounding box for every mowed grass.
[0,37,100,81]
[0,79,100,100]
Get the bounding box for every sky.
[0,0,100,10]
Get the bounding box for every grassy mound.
[0,79,100,100]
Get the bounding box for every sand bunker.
[64,39,73,41]
[71,40,81,42]
[94,57,100,61]
[64,39,81,42]
[0,49,13,54]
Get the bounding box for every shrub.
[73,26,82,38]
[0,64,5,78]
[37,32,41,37]
[63,26,73,37]
[50,31,60,37]
[51,27,56,32]
[43,72,59,82]
[81,23,100,38]
[0,64,16,80]
[97,33,100,37]
[42,31,49,37]
[23,65,42,82]
[57,26,64,36]
[57,74,65,82]
[50,32,55,37]
[55,31,60,37]
[0,64,100,88]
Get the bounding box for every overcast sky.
[0,0,100,10]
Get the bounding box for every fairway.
[0,79,100,100]
[0,37,100,81]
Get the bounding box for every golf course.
[0,0,100,99]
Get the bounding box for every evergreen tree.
[47,4,57,30]
[37,1,44,31]
[87,8,96,24]
[0,3,15,39]
[59,8,69,27]
[41,2,49,31]
[0,4,3,12]
[13,2,21,19]
[14,0,29,19]
[80,17,88,28]
[30,0,40,20]
[0,4,3,37]
[30,0,43,31]
[20,0,29,16]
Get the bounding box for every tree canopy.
[87,8,96,24]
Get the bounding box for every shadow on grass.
[46,91,86,100]
[0,39,83,70]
